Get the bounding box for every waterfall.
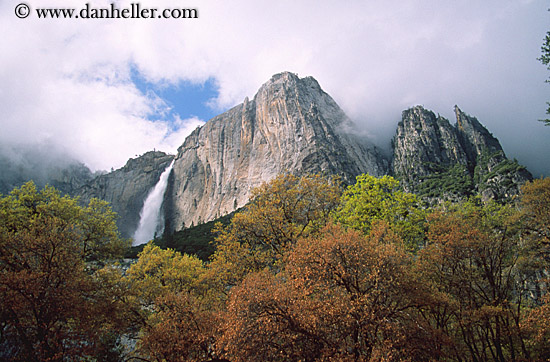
[132,160,174,245]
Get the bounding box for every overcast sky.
[1,0,549,176]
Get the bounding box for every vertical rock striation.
[391,105,532,202]
[78,151,174,238]
[453,106,533,201]
[391,106,468,192]
[164,72,388,232]
[72,74,534,238]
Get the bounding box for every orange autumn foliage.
[220,224,441,362]
[139,292,224,362]
[0,182,131,361]
[418,203,533,362]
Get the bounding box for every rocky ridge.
[0,144,96,196]
[164,72,388,232]
[391,105,532,202]
[77,151,174,238]
[2,73,533,239]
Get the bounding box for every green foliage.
[0,181,129,262]
[483,159,525,182]
[475,150,524,181]
[473,149,527,196]
[125,244,221,361]
[125,176,550,361]
[539,30,550,125]
[416,163,474,198]
[4,175,550,360]
[228,173,342,252]
[335,174,426,251]
[473,149,499,181]
[126,243,206,305]
[128,210,236,261]
[0,181,130,361]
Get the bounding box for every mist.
[1,0,548,176]
[0,142,96,195]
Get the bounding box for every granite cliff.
[391,105,532,202]
[2,73,533,240]
[164,72,388,232]
[77,151,174,238]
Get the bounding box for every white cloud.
[1,0,549,175]
[160,116,204,151]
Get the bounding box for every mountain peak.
[255,72,323,102]
[266,71,299,83]
[454,106,503,162]
[164,72,387,233]
[58,74,532,237]
[392,106,531,202]
[262,71,318,86]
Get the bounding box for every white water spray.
[133,160,174,245]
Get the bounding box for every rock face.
[2,73,534,240]
[76,77,533,237]
[391,106,469,191]
[391,105,532,202]
[455,107,502,163]
[454,107,533,201]
[164,72,388,232]
[0,144,95,196]
[78,151,174,238]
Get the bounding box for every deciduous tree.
[0,182,130,361]
[208,173,342,293]
[125,243,224,361]
[335,174,426,251]
[126,243,206,306]
[138,292,224,362]
[520,177,550,246]
[522,288,550,360]
[417,201,532,362]
[220,224,439,361]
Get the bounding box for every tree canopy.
[335,174,426,251]
[0,182,130,361]
[221,223,438,361]
[207,173,342,292]
[2,176,550,361]
[539,29,550,125]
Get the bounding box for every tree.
[220,224,439,361]
[522,287,550,360]
[518,178,550,359]
[520,177,550,247]
[539,29,550,125]
[126,243,206,307]
[138,292,224,362]
[417,201,533,362]
[125,243,224,361]
[0,182,130,361]
[226,173,341,254]
[207,173,342,293]
[335,174,426,251]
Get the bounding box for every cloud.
[0,0,207,170]
[1,0,549,175]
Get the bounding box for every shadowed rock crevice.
[165,72,388,233]
[391,105,532,202]
[7,73,532,238]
